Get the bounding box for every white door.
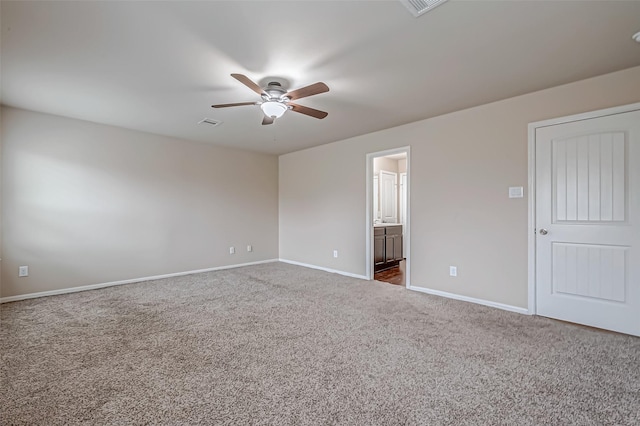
[380,170,397,223]
[535,109,640,336]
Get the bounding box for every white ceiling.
[2,1,640,155]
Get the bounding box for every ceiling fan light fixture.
[261,101,288,119]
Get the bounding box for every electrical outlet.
[247,245,252,252]
[19,266,29,277]
[333,250,338,258]
[449,266,457,277]
[229,246,235,254]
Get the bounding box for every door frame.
[366,146,411,286]
[400,172,408,255]
[527,101,640,315]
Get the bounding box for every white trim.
[366,153,373,279]
[279,258,368,280]
[400,172,408,226]
[527,122,537,315]
[0,259,279,303]
[400,172,408,256]
[366,146,411,287]
[527,101,640,316]
[529,102,640,130]
[408,285,529,315]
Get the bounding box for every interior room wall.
[373,157,398,175]
[1,107,279,298]
[279,65,640,309]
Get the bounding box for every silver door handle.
[539,229,548,235]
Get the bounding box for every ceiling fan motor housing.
[263,82,288,101]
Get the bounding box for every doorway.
[529,103,640,336]
[366,147,410,287]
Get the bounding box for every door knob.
[539,229,548,235]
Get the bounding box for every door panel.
[553,132,625,222]
[380,170,397,223]
[385,235,395,263]
[536,109,640,336]
[552,243,626,302]
[393,235,403,261]
[374,235,385,266]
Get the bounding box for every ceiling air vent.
[399,0,448,17]
[198,118,222,127]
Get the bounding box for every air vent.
[399,0,448,17]
[198,118,222,127]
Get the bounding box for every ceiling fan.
[212,74,329,125]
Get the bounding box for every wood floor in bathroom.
[374,260,405,286]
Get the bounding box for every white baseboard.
[278,259,368,280]
[407,285,529,315]
[2,259,528,317]
[0,259,279,304]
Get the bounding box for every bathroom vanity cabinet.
[374,225,403,272]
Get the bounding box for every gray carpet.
[1,262,639,425]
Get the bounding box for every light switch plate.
[509,186,524,198]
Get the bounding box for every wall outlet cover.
[229,247,235,254]
[19,266,29,277]
[449,266,457,277]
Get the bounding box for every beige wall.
[4,66,640,305]
[373,157,398,175]
[1,107,279,298]
[279,66,640,309]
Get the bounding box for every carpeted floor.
[1,262,639,425]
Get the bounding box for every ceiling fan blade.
[231,73,265,96]
[289,103,328,119]
[262,116,274,125]
[211,101,256,108]
[285,82,329,101]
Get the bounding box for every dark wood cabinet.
[374,225,403,272]
[374,228,385,268]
